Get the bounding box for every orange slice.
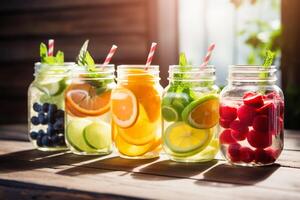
[118,105,157,146]
[65,83,111,117]
[111,87,138,128]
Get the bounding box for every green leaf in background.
[179,52,188,67]
[55,51,64,64]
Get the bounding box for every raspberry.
[220,118,231,128]
[256,102,275,117]
[220,105,237,121]
[219,129,236,144]
[228,143,241,162]
[237,105,256,126]
[240,147,255,163]
[247,130,272,149]
[252,115,269,132]
[254,149,276,164]
[230,120,249,141]
[243,94,264,108]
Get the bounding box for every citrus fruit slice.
[164,122,213,154]
[162,105,179,122]
[115,134,153,157]
[111,87,138,128]
[118,105,156,145]
[37,77,67,96]
[182,94,219,129]
[83,121,111,149]
[66,119,96,152]
[65,83,111,117]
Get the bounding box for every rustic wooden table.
[0,125,299,200]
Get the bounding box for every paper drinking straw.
[103,45,118,65]
[200,43,216,68]
[145,42,157,70]
[48,39,54,57]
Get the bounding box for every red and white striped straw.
[145,42,157,70]
[103,45,118,65]
[48,39,54,57]
[200,43,215,68]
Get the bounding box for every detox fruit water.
[111,65,163,159]
[28,62,74,151]
[65,65,115,155]
[219,65,284,166]
[162,65,220,162]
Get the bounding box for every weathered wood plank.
[0,35,147,63]
[0,3,147,37]
[1,157,300,200]
[0,0,144,12]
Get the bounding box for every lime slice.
[66,119,96,152]
[182,94,219,129]
[37,77,67,96]
[83,121,111,149]
[194,138,219,160]
[162,106,178,122]
[164,122,212,155]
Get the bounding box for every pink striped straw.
[48,39,54,57]
[145,42,157,70]
[200,43,216,68]
[103,45,118,65]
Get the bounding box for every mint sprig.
[260,50,275,79]
[76,40,112,94]
[40,42,64,64]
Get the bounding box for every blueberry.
[33,103,42,112]
[31,116,39,125]
[55,109,64,119]
[58,135,66,146]
[47,124,55,135]
[38,129,45,136]
[41,135,51,146]
[38,113,47,125]
[51,135,59,145]
[49,104,57,113]
[53,119,64,131]
[30,131,38,139]
[42,103,50,112]
[48,105,57,124]
[36,135,43,147]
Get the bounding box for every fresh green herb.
[260,50,275,79]
[39,42,64,64]
[76,40,112,94]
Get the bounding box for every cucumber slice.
[66,119,96,152]
[83,121,111,149]
[37,77,67,96]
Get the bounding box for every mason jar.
[65,65,115,155]
[162,65,220,162]
[28,62,74,151]
[111,65,163,159]
[219,65,284,166]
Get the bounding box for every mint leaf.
[179,52,188,67]
[77,40,89,66]
[85,51,96,71]
[40,43,48,63]
[55,51,64,64]
[263,50,275,67]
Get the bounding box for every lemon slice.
[164,122,212,154]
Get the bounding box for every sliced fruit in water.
[118,105,156,146]
[182,94,219,129]
[164,122,213,154]
[66,119,96,152]
[83,121,111,149]
[162,105,179,122]
[37,77,67,96]
[66,83,111,116]
[111,87,138,128]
